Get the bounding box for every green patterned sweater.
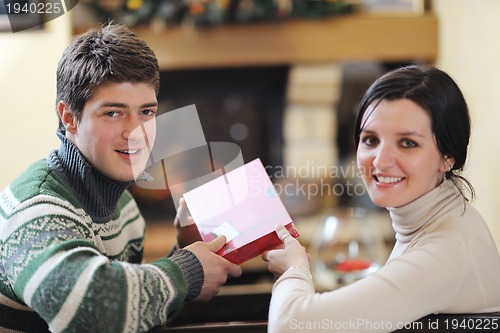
[0,134,204,333]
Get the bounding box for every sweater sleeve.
[268,235,466,333]
[1,197,204,333]
[165,248,204,301]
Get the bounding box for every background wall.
[0,15,71,188]
[433,0,500,249]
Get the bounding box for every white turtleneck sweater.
[268,179,500,333]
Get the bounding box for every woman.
[263,65,500,332]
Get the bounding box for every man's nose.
[123,115,145,141]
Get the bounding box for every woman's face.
[356,99,453,208]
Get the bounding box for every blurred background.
[1,0,499,324]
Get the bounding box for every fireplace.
[130,65,290,220]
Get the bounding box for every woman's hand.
[174,198,202,248]
[262,225,311,279]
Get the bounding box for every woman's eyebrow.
[360,128,426,138]
[360,128,376,135]
[396,131,426,138]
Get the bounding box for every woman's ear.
[441,155,456,172]
[57,101,77,134]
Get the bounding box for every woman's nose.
[372,143,396,170]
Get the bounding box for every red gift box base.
[216,223,300,265]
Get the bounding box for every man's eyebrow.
[101,102,127,108]
[141,102,159,108]
[100,102,158,108]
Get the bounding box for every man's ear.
[57,101,77,134]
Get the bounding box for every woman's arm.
[265,228,464,333]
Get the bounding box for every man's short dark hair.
[55,23,160,133]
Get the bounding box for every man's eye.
[141,109,156,116]
[105,111,119,117]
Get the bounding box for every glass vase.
[310,207,389,290]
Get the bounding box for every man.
[0,23,241,332]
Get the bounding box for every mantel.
[132,13,437,70]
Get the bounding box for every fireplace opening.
[130,65,290,221]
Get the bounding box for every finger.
[227,263,243,278]
[262,248,279,262]
[206,235,227,253]
[275,225,292,244]
[175,198,190,227]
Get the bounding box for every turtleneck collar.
[47,132,134,224]
[387,179,464,244]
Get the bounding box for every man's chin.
[104,171,138,183]
[115,176,136,183]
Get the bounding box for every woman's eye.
[401,139,418,148]
[361,136,378,147]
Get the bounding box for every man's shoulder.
[1,159,76,212]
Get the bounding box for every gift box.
[183,158,299,265]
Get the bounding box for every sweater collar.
[47,132,134,223]
[387,179,463,243]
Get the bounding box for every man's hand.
[174,198,202,248]
[186,235,242,301]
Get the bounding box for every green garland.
[81,0,353,28]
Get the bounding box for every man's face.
[66,82,157,182]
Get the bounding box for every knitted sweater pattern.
[0,134,204,333]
